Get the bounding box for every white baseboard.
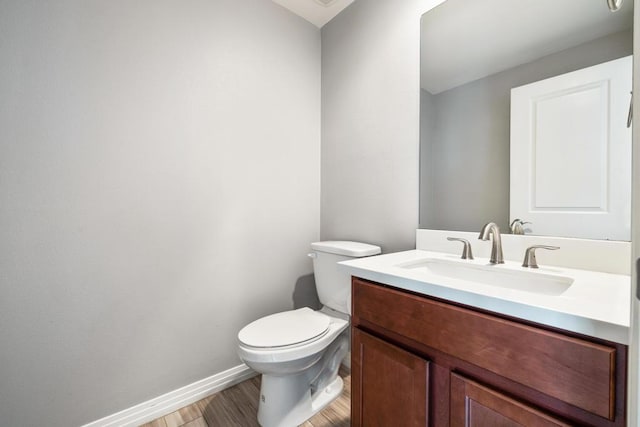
[82,364,256,427]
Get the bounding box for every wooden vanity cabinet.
[351,277,627,427]
[352,328,429,426]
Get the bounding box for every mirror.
[419,0,633,240]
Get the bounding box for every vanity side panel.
[352,278,616,420]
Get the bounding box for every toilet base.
[256,333,348,427]
[310,375,343,413]
[257,375,343,427]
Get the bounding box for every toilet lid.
[238,307,330,348]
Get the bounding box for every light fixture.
[314,0,338,7]
[607,0,623,12]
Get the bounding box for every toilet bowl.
[238,307,349,427]
[237,241,381,427]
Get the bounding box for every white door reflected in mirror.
[510,55,632,241]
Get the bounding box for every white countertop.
[340,250,631,345]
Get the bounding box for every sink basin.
[397,258,574,296]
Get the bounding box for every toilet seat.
[238,307,330,349]
[238,308,349,365]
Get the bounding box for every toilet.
[237,241,381,427]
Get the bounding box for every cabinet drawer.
[352,278,616,420]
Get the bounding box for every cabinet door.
[450,373,570,427]
[352,328,429,427]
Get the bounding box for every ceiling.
[272,0,355,28]
[421,0,634,94]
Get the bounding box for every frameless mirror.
[419,0,633,240]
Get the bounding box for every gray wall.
[0,1,320,426]
[420,30,633,232]
[321,0,445,253]
[419,89,436,229]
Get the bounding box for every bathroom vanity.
[341,231,631,427]
[351,277,626,426]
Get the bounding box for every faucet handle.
[522,245,559,269]
[447,237,474,260]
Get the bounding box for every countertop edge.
[342,262,630,345]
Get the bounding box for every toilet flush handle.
[307,252,317,259]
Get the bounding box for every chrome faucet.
[478,222,504,264]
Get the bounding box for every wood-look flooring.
[140,367,350,427]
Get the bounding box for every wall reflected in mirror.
[419,0,633,240]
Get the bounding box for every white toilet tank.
[309,241,381,315]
